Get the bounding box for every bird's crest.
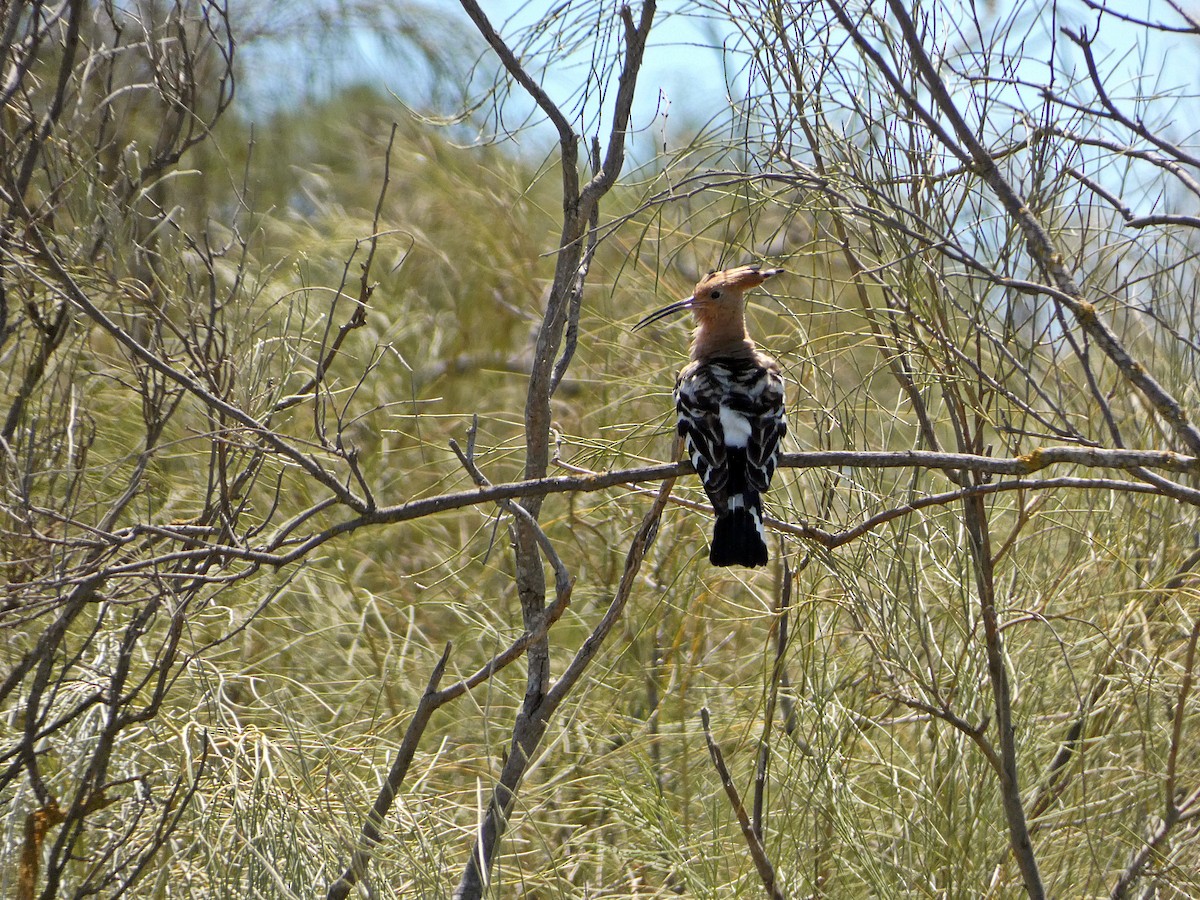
[632,264,783,332]
[694,265,783,298]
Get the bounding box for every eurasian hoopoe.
[634,265,786,567]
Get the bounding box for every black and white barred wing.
[743,366,786,491]
[674,362,727,504]
[674,358,786,509]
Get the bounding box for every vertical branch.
[1109,619,1200,900]
[450,4,655,897]
[962,489,1045,899]
[550,138,603,399]
[701,708,787,900]
[327,645,452,900]
[753,552,793,840]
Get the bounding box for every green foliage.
[141,84,1198,896]
[6,3,1200,898]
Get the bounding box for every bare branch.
[701,707,787,900]
[962,485,1045,898]
[1109,619,1200,899]
[327,645,453,900]
[874,0,1200,456]
[753,555,793,840]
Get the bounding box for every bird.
[634,265,786,567]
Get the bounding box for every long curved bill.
[632,297,694,331]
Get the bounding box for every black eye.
[710,290,722,299]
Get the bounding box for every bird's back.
[675,352,786,566]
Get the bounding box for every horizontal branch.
[35,444,1198,583]
[777,447,1200,476]
[255,445,1195,559]
[794,475,1164,549]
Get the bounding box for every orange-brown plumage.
[684,265,782,359]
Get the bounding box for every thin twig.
[453,469,674,899]
[961,486,1045,899]
[753,553,792,840]
[272,124,399,416]
[1108,619,1200,900]
[327,644,453,900]
[701,708,787,900]
[875,0,1200,457]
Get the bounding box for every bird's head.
[633,265,783,332]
